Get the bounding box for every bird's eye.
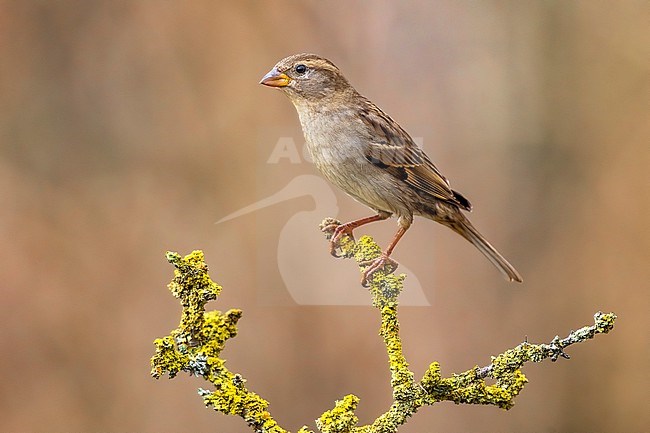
[294,64,307,74]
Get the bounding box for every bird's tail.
[444,212,523,283]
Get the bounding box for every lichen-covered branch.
[151,251,311,433]
[150,223,616,433]
[318,217,617,430]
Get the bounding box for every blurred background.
[1,1,648,432]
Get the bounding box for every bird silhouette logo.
[217,174,430,306]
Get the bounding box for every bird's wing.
[359,102,470,209]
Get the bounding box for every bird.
[259,53,522,286]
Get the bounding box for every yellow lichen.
[316,395,360,433]
[150,335,189,379]
[152,251,289,433]
[151,224,617,433]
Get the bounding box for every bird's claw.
[360,254,398,287]
[322,223,355,258]
[319,218,341,239]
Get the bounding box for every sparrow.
[260,53,522,285]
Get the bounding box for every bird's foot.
[319,218,341,238]
[321,221,355,258]
[360,254,398,287]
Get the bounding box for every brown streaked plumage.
[260,53,522,285]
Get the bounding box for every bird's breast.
[297,108,356,160]
[295,106,410,217]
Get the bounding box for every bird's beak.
[259,67,291,88]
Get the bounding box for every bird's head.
[260,53,352,103]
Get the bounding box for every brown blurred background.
[1,1,648,432]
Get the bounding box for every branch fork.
[150,220,617,432]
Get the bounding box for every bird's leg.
[360,225,408,287]
[322,213,389,257]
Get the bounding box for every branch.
[317,217,617,429]
[150,251,311,433]
[150,221,617,433]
